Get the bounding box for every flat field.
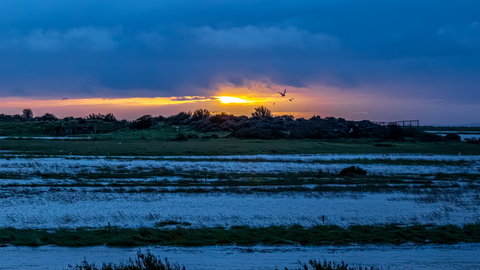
[1,138,479,156]
[0,139,479,269]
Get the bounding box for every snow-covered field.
[0,154,479,178]
[1,153,479,269]
[0,154,479,229]
[1,188,479,229]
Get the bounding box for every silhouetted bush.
[132,115,154,130]
[191,108,210,121]
[175,133,188,141]
[67,250,185,270]
[251,106,272,117]
[284,260,383,270]
[186,134,199,139]
[338,166,367,177]
[22,108,34,119]
[166,111,191,125]
[37,113,58,122]
[445,133,461,141]
[465,138,480,144]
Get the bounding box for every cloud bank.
[0,0,479,124]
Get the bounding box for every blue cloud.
[0,0,478,105]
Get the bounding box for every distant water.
[424,131,480,141]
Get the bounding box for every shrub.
[175,133,188,141]
[191,109,210,121]
[67,250,185,270]
[251,106,272,118]
[38,113,58,121]
[186,134,199,139]
[22,108,34,119]
[132,115,154,130]
[338,166,367,177]
[465,138,480,144]
[284,260,383,270]
[445,133,461,141]
[167,112,192,125]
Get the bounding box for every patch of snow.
[0,191,478,229]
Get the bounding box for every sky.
[0,0,479,125]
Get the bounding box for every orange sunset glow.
[0,82,379,121]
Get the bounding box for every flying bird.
[278,89,286,97]
[62,98,68,100]
[273,103,275,105]
[288,98,294,101]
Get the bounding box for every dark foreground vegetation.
[1,139,479,156]
[1,224,479,247]
[66,250,382,270]
[68,250,185,270]
[0,107,465,142]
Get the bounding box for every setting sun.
[216,96,251,104]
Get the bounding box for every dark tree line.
[0,107,463,141]
[129,107,379,140]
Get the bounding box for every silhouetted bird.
[288,98,294,101]
[62,98,68,100]
[278,89,286,97]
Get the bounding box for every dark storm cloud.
[0,0,479,103]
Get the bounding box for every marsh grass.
[66,250,382,270]
[1,224,479,247]
[1,139,479,156]
[67,250,185,270]
[3,175,476,195]
[284,260,383,270]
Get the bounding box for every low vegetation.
[0,107,465,142]
[1,139,478,156]
[66,250,382,270]
[67,250,185,270]
[1,224,479,247]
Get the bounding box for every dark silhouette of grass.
[67,249,185,270]
[1,139,480,156]
[284,260,383,270]
[1,223,479,247]
[66,250,383,270]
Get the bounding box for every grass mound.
[338,166,368,177]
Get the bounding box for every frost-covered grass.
[1,189,479,229]
[0,154,479,180]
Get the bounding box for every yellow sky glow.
[0,96,213,108]
[0,83,337,119]
[215,96,267,104]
